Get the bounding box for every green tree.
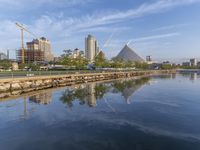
[110,57,125,68]
[125,60,135,68]
[27,63,40,71]
[18,63,26,70]
[94,55,109,68]
[0,60,12,70]
[135,62,149,69]
[60,56,73,67]
[73,56,89,70]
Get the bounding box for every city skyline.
[0,0,200,61]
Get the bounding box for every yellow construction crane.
[15,23,37,64]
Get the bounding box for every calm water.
[0,73,200,150]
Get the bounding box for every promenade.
[0,70,174,99]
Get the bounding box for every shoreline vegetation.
[0,70,175,100]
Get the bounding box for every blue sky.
[0,0,200,62]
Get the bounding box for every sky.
[0,0,200,62]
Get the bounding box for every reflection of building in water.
[171,73,176,79]
[115,78,150,104]
[190,73,197,81]
[29,91,52,105]
[122,83,144,104]
[85,82,97,107]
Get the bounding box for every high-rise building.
[190,58,197,66]
[0,52,8,60]
[38,37,54,62]
[17,37,54,63]
[85,35,99,61]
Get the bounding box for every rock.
[43,80,52,85]
[20,81,32,89]
[11,83,22,91]
[35,80,43,87]
[0,84,10,92]
[11,90,22,95]
[0,92,11,98]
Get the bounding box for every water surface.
[0,73,200,150]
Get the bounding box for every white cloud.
[153,23,190,31]
[0,0,93,8]
[129,32,180,43]
[0,0,200,58]
[28,0,200,37]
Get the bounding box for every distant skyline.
[0,0,200,61]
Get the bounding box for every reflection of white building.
[29,91,52,105]
[85,82,97,107]
[190,73,197,81]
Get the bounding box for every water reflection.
[112,78,150,104]
[60,77,150,108]
[190,72,198,81]
[29,91,52,105]
[178,72,200,81]
[60,82,110,108]
[1,73,200,150]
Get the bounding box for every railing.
[0,69,143,79]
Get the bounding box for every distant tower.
[190,58,197,66]
[7,49,9,59]
[85,35,99,62]
[146,56,152,62]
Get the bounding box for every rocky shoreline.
[0,70,175,99]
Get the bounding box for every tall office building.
[85,35,99,61]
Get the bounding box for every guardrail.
[0,69,142,79]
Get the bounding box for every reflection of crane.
[15,23,37,64]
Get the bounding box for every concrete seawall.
[0,70,174,99]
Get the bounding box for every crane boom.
[15,23,37,38]
[15,22,38,64]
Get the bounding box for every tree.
[27,63,40,71]
[125,60,135,68]
[0,60,12,70]
[135,62,149,69]
[161,64,174,70]
[110,57,125,68]
[63,49,72,57]
[73,56,89,70]
[94,54,109,68]
[60,56,73,67]
[18,63,26,70]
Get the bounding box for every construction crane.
[15,23,37,64]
